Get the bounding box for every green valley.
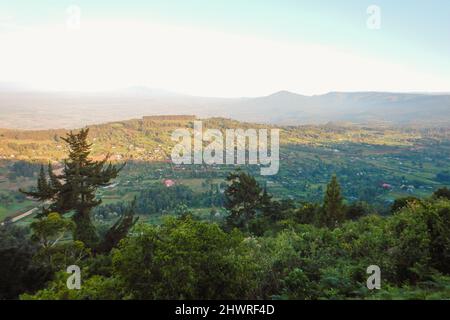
[1,116,449,223]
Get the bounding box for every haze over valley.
[1,87,450,129]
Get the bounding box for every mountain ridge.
[0,88,449,129]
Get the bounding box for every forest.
[0,127,449,300]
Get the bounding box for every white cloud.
[0,19,448,96]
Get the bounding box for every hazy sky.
[0,0,449,97]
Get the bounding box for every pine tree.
[224,171,263,231]
[21,128,129,249]
[20,165,54,218]
[22,165,53,202]
[320,175,345,228]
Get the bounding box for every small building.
[164,179,175,188]
[381,183,392,190]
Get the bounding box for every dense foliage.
[9,172,449,300]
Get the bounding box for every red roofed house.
[164,179,175,188]
[382,183,392,190]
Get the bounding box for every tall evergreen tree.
[224,171,263,231]
[21,129,128,249]
[24,165,53,203]
[320,175,345,228]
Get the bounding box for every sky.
[0,0,449,97]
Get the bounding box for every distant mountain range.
[0,87,449,129]
[227,91,450,126]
